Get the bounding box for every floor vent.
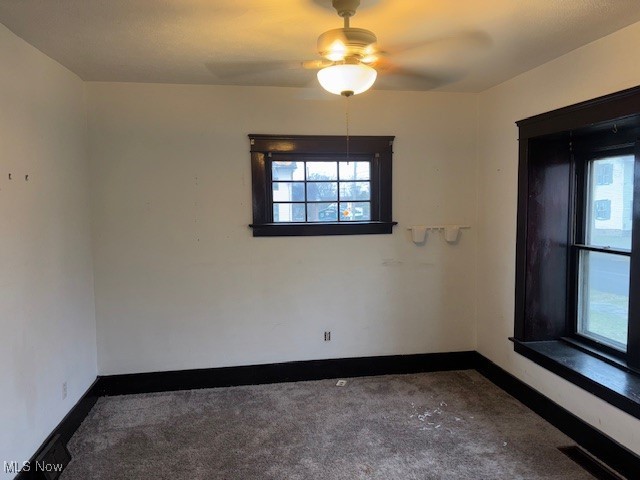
[34,434,71,480]
[558,446,626,480]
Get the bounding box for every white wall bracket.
[407,225,471,244]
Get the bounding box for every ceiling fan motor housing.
[332,0,360,18]
[317,28,377,61]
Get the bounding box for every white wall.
[477,21,640,454]
[86,82,479,375]
[0,24,96,476]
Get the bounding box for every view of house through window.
[272,159,371,223]
[577,155,634,350]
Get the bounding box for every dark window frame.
[569,144,634,359]
[249,134,396,237]
[513,85,640,419]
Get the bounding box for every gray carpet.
[62,370,594,479]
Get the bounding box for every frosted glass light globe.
[317,64,377,96]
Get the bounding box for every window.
[249,135,396,236]
[271,160,371,223]
[593,199,611,220]
[575,156,634,352]
[595,162,614,185]
[513,86,640,417]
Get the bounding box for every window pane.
[272,182,305,202]
[339,202,371,221]
[272,161,304,181]
[340,181,370,201]
[306,162,337,181]
[595,163,613,185]
[586,156,634,250]
[307,182,338,201]
[308,202,337,222]
[273,203,305,223]
[339,161,370,180]
[578,250,629,350]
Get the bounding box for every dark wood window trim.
[514,85,640,418]
[249,134,397,237]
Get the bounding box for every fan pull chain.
[345,95,350,162]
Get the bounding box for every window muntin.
[576,155,635,352]
[271,159,372,223]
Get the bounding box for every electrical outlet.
[336,380,347,387]
[324,331,331,341]
[62,382,67,400]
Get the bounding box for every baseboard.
[14,379,101,480]
[475,353,639,480]
[96,351,477,396]
[14,351,640,480]
[558,446,626,480]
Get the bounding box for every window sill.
[512,339,640,420]
[249,221,397,237]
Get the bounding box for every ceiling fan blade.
[380,30,492,60]
[356,31,491,76]
[364,31,491,91]
[373,60,459,91]
[302,59,335,70]
[205,61,316,88]
[294,77,341,101]
[205,61,302,80]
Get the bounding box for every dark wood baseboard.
[475,353,639,480]
[96,351,477,396]
[558,446,625,480]
[14,351,640,480]
[14,379,101,480]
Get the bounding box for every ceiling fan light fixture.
[317,63,377,96]
[326,40,347,61]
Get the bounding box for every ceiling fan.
[206,0,490,94]
[303,0,473,97]
[302,0,380,96]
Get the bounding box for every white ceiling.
[1,0,640,92]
